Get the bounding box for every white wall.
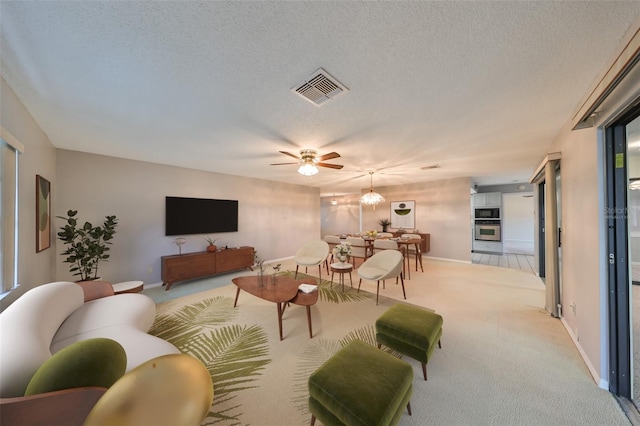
[55,150,320,284]
[0,77,57,310]
[502,192,534,255]
[321,194,361,236]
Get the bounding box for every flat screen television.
[165,196,238,236]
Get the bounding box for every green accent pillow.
[24,338,126,396]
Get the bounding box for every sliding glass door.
[606,104,640,403]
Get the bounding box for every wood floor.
[471,251,537,274]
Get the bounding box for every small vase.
[258,268,266,287]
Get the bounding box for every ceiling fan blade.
[317,162,344,169]
[318,152,340,161]
[270,162,298,166]
[279,151,300,160]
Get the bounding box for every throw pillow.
[24,338,126,396]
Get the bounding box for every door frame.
[605,104,640,398]
[530,153,561,317]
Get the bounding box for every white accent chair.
[357,250,406,305]
[373,239,406,284]
[294,240,330,282]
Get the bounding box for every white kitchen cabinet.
[472,240,503,254]
[472,192,502,207]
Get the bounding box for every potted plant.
[204,237,219,252]
[57,210,118,281]
[378,218,391,232]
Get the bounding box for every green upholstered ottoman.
[308,340,413,426]
[376,303,443,381]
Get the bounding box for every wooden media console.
[161,246,254,290]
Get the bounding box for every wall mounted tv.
[165,196,238,236]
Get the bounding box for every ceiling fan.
[270,149,344,176]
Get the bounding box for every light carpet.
[146,258,629,425]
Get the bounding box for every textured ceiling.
[2,1,640,195]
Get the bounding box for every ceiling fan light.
[298,163,319,176]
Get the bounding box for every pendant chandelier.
[360,171,385,207]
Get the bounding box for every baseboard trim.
[145,281,164,289]
[560,317,607,389]
[424,255,471,264]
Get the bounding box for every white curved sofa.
[0,281,179,398]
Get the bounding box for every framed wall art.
[390,200,415,230]
[36,175,51,252]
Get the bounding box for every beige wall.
[321,194,362,236]
[55,150,320,284]
[322,177,473,262]
[547,121,604,383]
[0,77,57,309]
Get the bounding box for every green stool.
[376,303,443,381]
[308,340,413,426]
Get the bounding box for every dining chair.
[401,233,424,272]
[345,237,370,268]
[357,250,406,305]
[294,240,330,282]
[324,235,342,271]
[373,239,400,253]
[376,232,394,238]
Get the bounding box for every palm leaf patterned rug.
[149,271,407,425]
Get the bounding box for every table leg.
[233,287,241,307]
[277,302,284,341]
[348,272,353,288]
[306,305,313,338]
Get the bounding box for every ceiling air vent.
[292,68,349,107]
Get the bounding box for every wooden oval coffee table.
[233,275,314,341]
[288,280,319,338]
